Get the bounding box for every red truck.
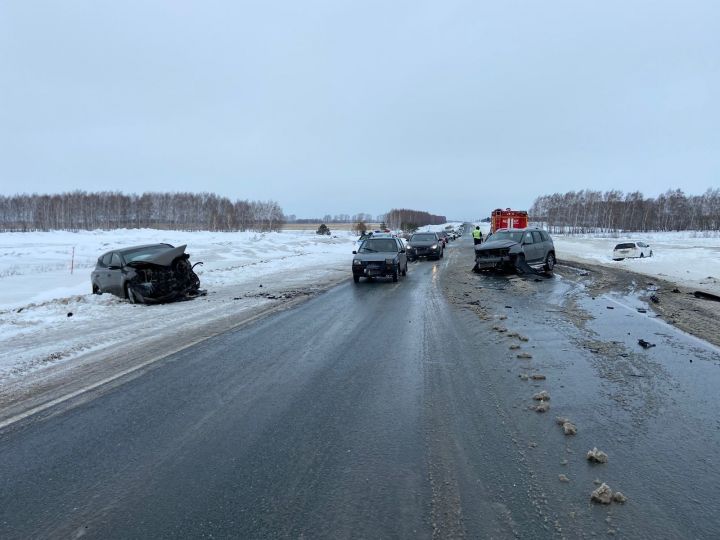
[490,208,528,234]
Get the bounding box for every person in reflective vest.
[472,226,483,245]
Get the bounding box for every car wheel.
[544,253,556,273]
[92,283,101,294]
[401,263,407,276]
[650,250,653,257]
[640,253,644,258]
[440,250,444,259]
[515,254,527,275]
[353,275,360,283]
[392,267,399,282]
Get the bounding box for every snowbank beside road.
[553,232,720,294]
[0,229,357,383]
[0,229,356,311]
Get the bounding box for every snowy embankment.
[0,229,357,383]
[553,231,720,294]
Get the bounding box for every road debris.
[587,447,609,463]
[533,402,550,413]
[637,308,647,313]
[650,294,660,304]
[694,290,720,302]
[509,344,521,350]
[591,483,614,504]
[517,352,533,359]
[613,492,627,503]
[533,391,550,401]
[530,374,546,380]
[638,339,656,349]
[559,474,570,483]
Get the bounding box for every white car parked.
[612,241,653,260]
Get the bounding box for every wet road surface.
[1,231,719,539]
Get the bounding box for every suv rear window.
[615,243,636,249]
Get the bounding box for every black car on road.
[406,232,444,261]
[91,243,204,304]
[352,237,408,283]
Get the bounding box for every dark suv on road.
[406,232,444,261]
[473,228,556,273]
[352,237,408,283]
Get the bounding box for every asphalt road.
[1,230,719,539]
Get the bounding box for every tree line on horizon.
[0,191,285,232]
[384,208,447,231]
[529,188,720,234]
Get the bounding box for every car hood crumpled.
[128,244,188,267]
[475,239,518,252]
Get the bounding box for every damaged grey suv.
[91,243,205,304]
[473,228,556,274]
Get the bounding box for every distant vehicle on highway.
[91,244,204,304]
[473,227,555,273]
[352,237,408,283]
[613,241,653,260]
[406,232,444,261]
[436,231,450,245]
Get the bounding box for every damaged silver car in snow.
[91,243,205,304]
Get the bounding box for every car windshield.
[122,245,173,263]
[358,239,398,253]
[410,234,435,242]
[615,243,636,249]
[490,231,524,242]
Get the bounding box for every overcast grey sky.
[1,1,718,219]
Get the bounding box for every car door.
[522,232,540,263]
[94,253,112,291]
[532,231,546,262]
[396,238,407,268]
[107,252,125,296]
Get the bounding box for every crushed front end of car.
[126,245,206,304]
[473,241,519,272]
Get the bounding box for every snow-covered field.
[0,229,357,383]
[552,231,720,294]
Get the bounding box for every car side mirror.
[352,251,357,254]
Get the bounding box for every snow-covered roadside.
[553,232,720,294]
[0,229,357,383]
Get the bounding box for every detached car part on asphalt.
[473,228,556,274]
[352,237,408,283]
[91,244,206,304]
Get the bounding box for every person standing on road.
[472,226,483,245]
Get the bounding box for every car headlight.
[353,259,362,265]
[431,244,438,249]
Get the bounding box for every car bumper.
[474,256,514,270]
[353,263,396,277]
[408,248,441,258]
